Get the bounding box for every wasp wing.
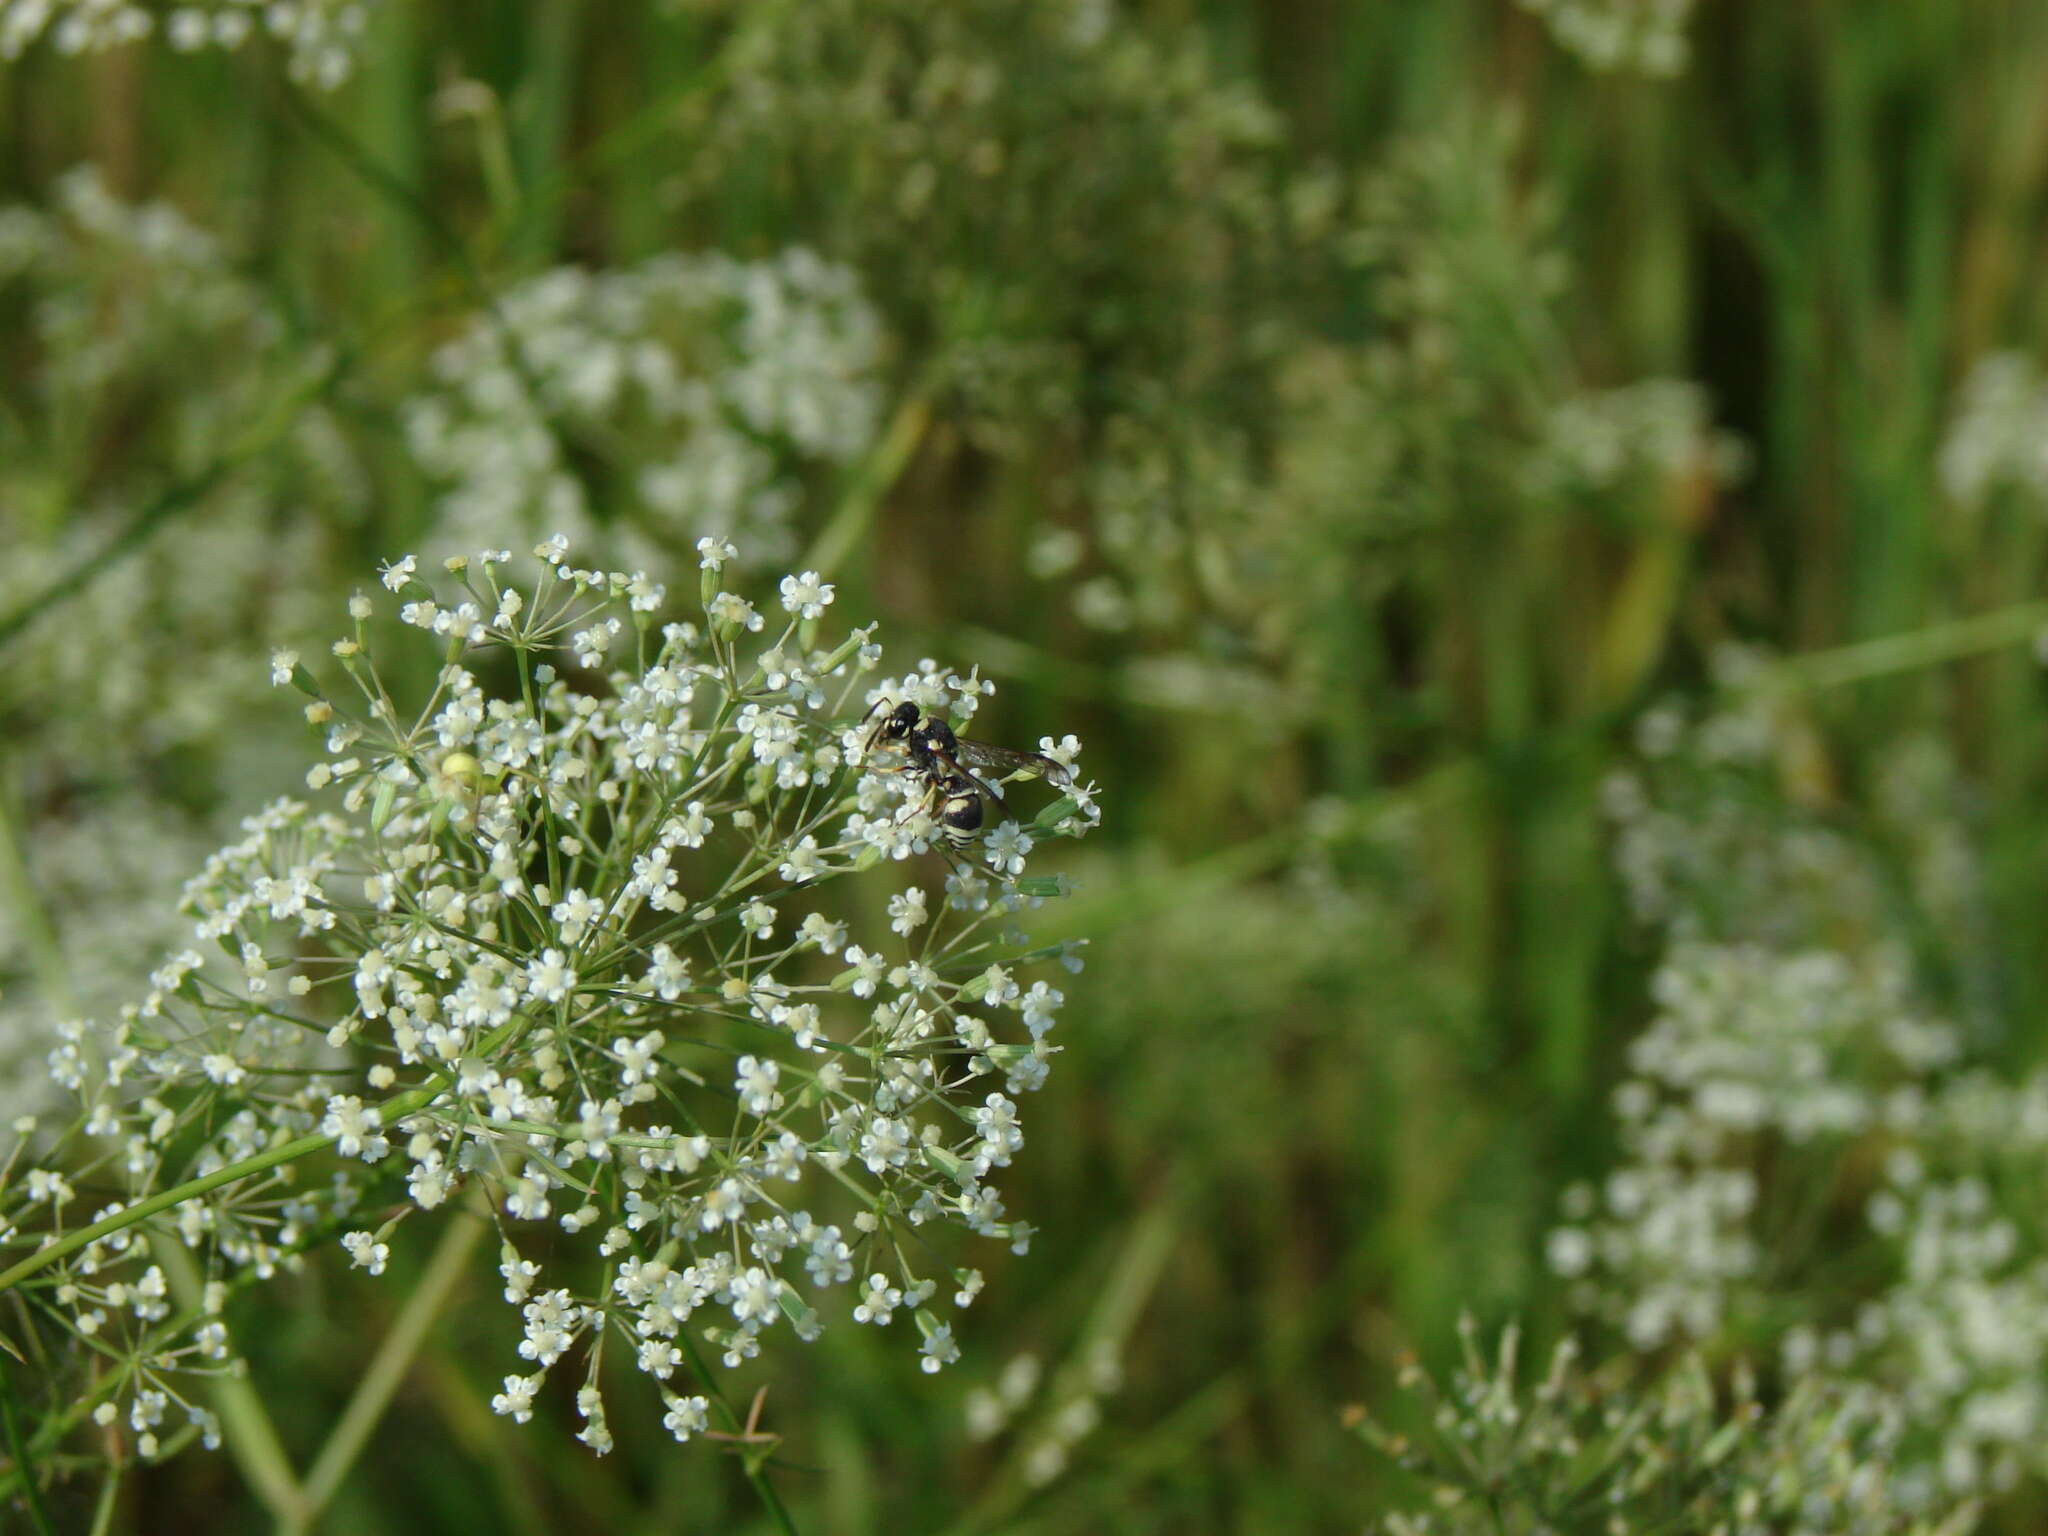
[921,741,1013,813]
[954,738,1073,790]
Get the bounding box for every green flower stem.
[476,0,767,267]
[803,378,936,581]
[0,350,348,651]
[2,1312,200,1484]
[0,1199,381,1500]
[288,1195,489,1534]
[943,1197,1183,1536]
[675,1332,800,1536]
[0,1347,57,1536]
[1764,599,2048,692]
[0,1131,321,1296]
[86,1465,119,1536]
[0,772,81,1020]
[0,1071,455,1298]
[149,1235,307,1528]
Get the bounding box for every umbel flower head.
[0,536,1100,1461]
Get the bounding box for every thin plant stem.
[675,1332,801,1536]
[273,77,497,317]
[0,1067,459,1297]
[5,775,310,1527]
[288,1196,490,1533]
[272,76,563,437]
[87,1466,119,1536]
[0,1197,388,1503]
[0,1349,56,1536]
[941,1198,1182,1536]
[0,350,348,651]
[1764,599,2048,692]
[0,771,81,1019]
[473,0,780,265]
[0,461,229,651]
[802,383,936,581]
[150,1236,308,1527]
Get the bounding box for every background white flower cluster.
[404,253,886,572]
[0,0,372,87]
[1552,685,2048,1505]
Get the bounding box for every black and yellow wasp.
[859,700,1071,848]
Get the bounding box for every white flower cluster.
[1602,664,1891,943]
[0,170,359,1136]
[1560,691,2048,1502]
[1841,1139,2048,1503]
[1549,941,1961,1349]
[1514,0,1697,77]
[961,1344,1122,1489]
[1363,1321,1977,1536]
[1938,352,2048,511]
[1554,931,2048,1502]
[0,166,354,779]
[1521,378,1748,501]
[0,538,1098,1463]
[404,253,885,569]
[0,0,371,87]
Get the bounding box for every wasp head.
[863,700,923,756]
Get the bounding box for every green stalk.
[150,1235,307,1527]
[86,1467,119,1536]
[801,385,936,581]
[0,768,80,1019]
[674,1332,801,1536]
[1764,600,2048,693]
[0,1130,325,1297]
[287,1199,489,1534]
[939,1197,1182,1536]
[7,767,303,1528]
[0,350,348,651]
[0,1193,393,1501]
[0,1071,455,1298]
[0,1349,56,1536]
[505,0,582,267]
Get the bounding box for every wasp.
[859,700,1071,848]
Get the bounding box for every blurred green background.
[7,0,2048,1530]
